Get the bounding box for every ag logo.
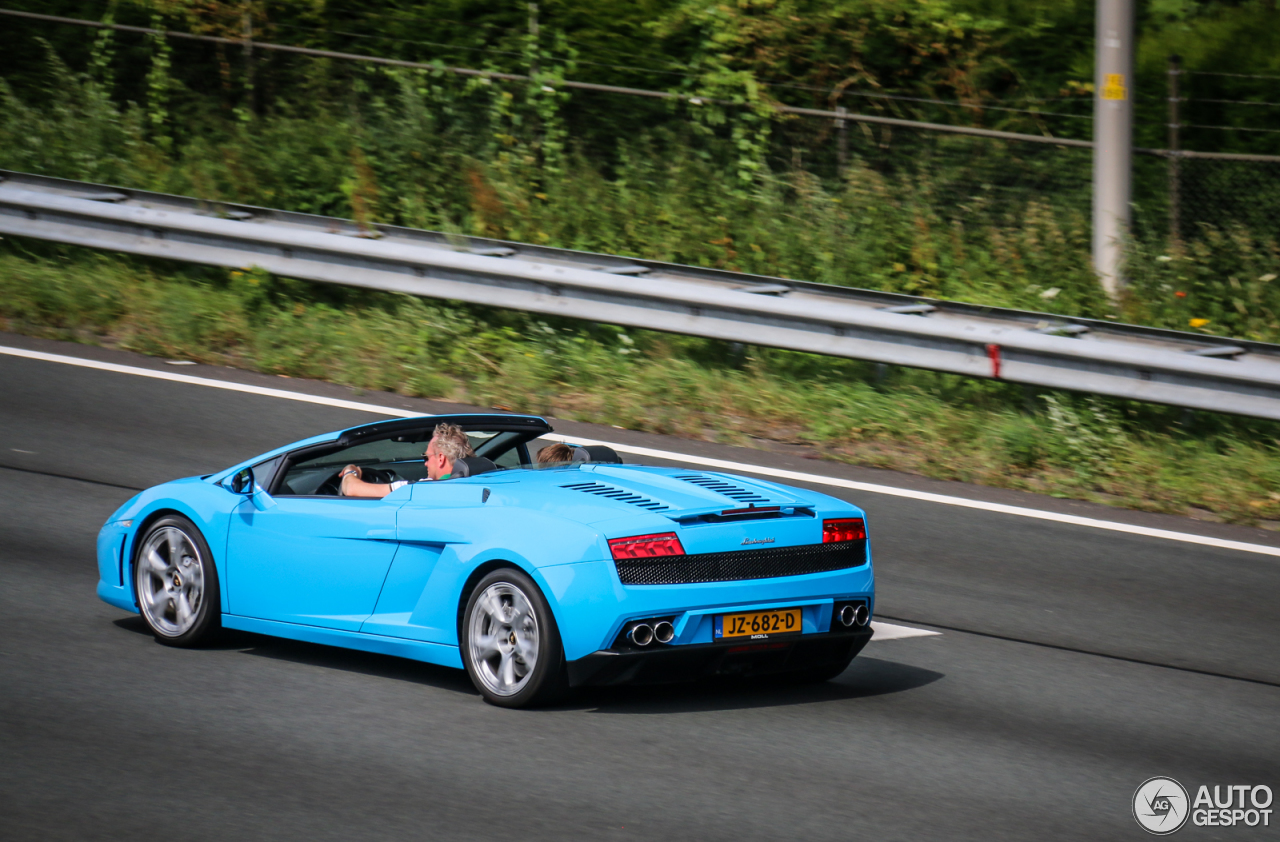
[1134,777,1190,834]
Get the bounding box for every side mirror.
[229,467,255,495]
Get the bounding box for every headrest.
[453,456,499,478]
[574,445,622,464]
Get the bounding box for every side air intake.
[561,481,670,511]
[674,474,773,506]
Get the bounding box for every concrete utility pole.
[1092,0,1135,299]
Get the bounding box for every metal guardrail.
[3,169,1280,420]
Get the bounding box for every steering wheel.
[316,466,402,496]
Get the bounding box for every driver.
[338,423,475,498]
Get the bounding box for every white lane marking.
[540,431,1280,559]
[0,345,424,418]
[5,342,1280,559]
[870,621,941,642]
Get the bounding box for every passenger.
[535,443,575,465]
[339,422,475,498]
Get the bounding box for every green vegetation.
[3,0,1277,153]
[3,43,1277,336]
[6,239,1280,526]
[1,2,1279,522]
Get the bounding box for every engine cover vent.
[673,474,773,505]
[561,481,670,511]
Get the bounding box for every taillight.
[823,518,866,543]
[608,532,685,560]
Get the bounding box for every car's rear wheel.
[461,569,568,708]
[134,515,221,647]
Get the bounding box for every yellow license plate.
[716,608,802,639]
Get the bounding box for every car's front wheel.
[134,515,221,647]
[461,569,568,708]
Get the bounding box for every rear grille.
[614,540,866,585]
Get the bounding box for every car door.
[225,493,403,631]
[223,435,432,631]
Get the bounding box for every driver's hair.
[431,423,475,464]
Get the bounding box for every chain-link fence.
[770,118,1095,224]
[1,6,1277,258]
[1161,155,1280,243]
[772,114,1278,249]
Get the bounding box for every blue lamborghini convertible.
[97,414,875,707]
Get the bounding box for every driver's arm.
[338,465,394,499]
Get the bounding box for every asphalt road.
[1,335,1277,840]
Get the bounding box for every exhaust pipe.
[838,604,871,627]
[628,623,654,646]
[653,621,675,644]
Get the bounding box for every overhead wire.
[288,3,698,78]
[269,6,1090,116]
[1179,123,1280,134]
[48,0,1280,103]
[270,22,528,62]
[270,21,695,79]
[269,20,1092,120]
[1186,97,1280,109]
[1186,70,1280,81]
[26,6,1280,140]
[790,87,1093,119]
[47,1,1091,119]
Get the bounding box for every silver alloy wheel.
[136,526,205,637]
[468,582,540,697]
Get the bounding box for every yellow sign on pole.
[1101,73,1127,101]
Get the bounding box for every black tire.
[460,568,569,708]
[133,514,221,647]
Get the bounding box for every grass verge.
[4,238,1280,527]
